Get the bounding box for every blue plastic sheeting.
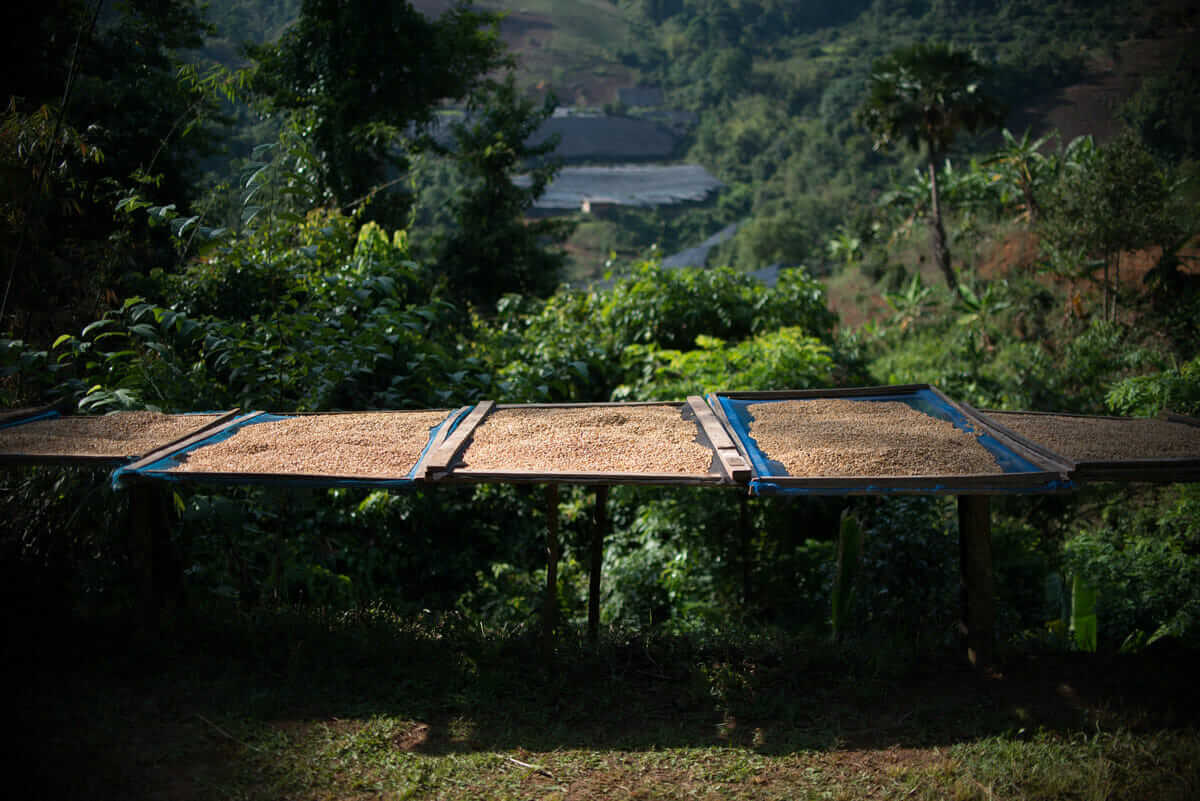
[112,408,469,490]
[712,389,1070,496]
[0,410,60,430]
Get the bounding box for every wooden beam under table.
[958,495,995,669]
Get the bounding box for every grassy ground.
[7,605,1200,801]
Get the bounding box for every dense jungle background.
[3,1,1200,798]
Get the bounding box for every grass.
[7,604,1200,800]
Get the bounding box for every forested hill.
[199,0,1198,275]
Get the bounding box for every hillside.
[197,0,1198,283]
[410,0,639,104]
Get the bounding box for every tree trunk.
[928,155,957,292]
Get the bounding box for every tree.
[0,0,222,341]
[435,76,572,311]
[855,42,1004,291]
[251,0,508,225]
[1041,132,1181,322]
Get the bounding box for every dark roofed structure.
[527,116,677,161]
[617,86,665,108]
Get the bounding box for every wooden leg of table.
[958,495,995,669]
[588,485,609,644]
[739,493,752,607]
[543,484,560,659]
[130,481,155,633]
[130,481,175,634]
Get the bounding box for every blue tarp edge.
[111,408,467,491]
[712,390,1069,495]
[0,410,61,430]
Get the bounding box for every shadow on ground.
[6,606,1200,800]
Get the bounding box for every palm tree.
[855,42,1004,291]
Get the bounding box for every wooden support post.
[543,484,560,659]
[739,493,752,607]
[129,481,176,635]
[130,481,156,633]
[588,485,609,644]
[958,495,995,669]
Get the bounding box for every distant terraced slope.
[411,0,638,104]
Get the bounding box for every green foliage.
[250,0,508,222]
[1070,573,1097,652]
[0,3,214,337]
[856,41,1004,288]
[855,42,1004,158]
[981,128,1058,223]
[434,76,572,310]
[848,497,960,656]
[617,327,834,400]
[43,211,489,412]
[601,491,729,631]
[1119,45,1200,163]
[1106,354,1200,417]
[481,261,836,403]
[604,263,836,349]
[1040,131,1184,321]
[8,0,1200,659]
[1064,485,1200,651]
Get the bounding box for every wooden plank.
[443,468,728,486]
[969,407,1078,471]
[714,384,932,401]
[0,453,132,467]
[705,392,759,472]
[0,402,65,426]
[410,406,469,478]
[1072,463,1200,484]
[121,411,264,475]
[954,401,1073,476]
[422,400,494,478]
[688,396,751,482]
[981,409,1200,483]
[687,396,736,449]
[143,408,243,459]
[754,472,1063,490]
[1164,412,1200,425]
